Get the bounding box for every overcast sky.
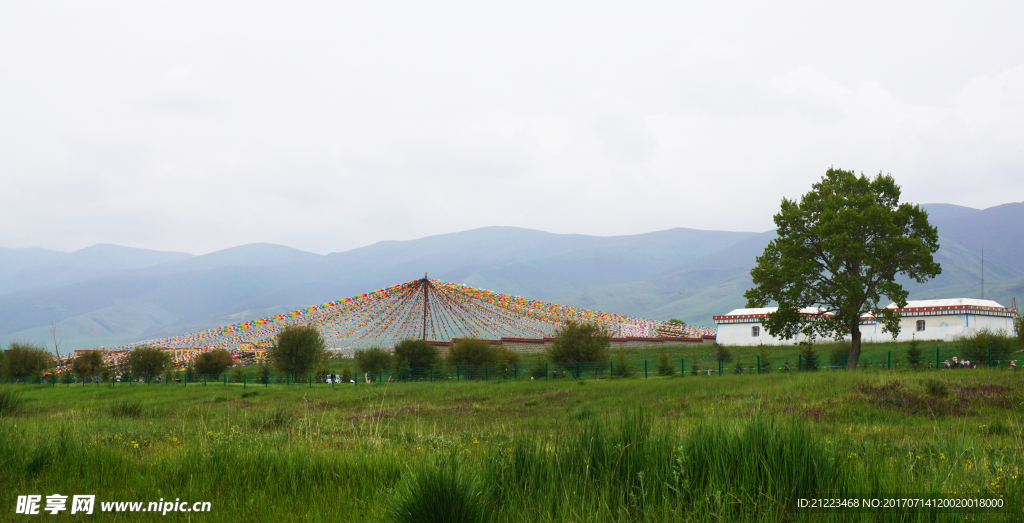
[1,1,1022,255]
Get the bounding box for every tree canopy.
[72,350,105,377]
[193,350,235,376]
[547,321,611,364]
[446,339,522,367]
[1,342,55,377]
[353,347,393,373]
[744,168,940,368]
[126,347,173,376]
[271,326,328,375]
[393,339,439,369]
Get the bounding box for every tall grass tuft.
[0,387,26,416]
[248,408,292,431]
[388,455,485,523]
[108,399,145,418]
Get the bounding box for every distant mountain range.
[2,202,1021,351]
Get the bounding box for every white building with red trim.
[713,298,1017,346]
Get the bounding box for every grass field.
[2,363,1022,522]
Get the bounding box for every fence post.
[718,358,723,376]
[757,356,761,375]
[576,361,580,379]
[430,367,433,383]
[485,365,489,381]
[545,362,548,379]
[457,365,460,382]
[644,360,648,379]
[887,351,891,370]
[309,374,312,388]
[936,348,940,369]
[514,363,518,380]
[243,374,247,389]
[609,360,613,377]
[988,347,993,368]
[379,370,382,383]
[798,354,803,372]
[681,359,685,377]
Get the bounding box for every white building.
[713,298,1018,346]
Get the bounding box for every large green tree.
[126,347,173,376]
[193,350,235,376]
[1,342,55,377]
[393,339,439,369]
[72,350,105,378]
[271,326,328,375]
[353,347,393,373]
[744,168,941,369]
[547,321,611,364]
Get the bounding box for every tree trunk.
[847,318,861,370]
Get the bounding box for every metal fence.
[1,346,1018,387]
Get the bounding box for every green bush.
[955,327,1017,364]
[712,342,733,363]
[126,347,172,376]
[194,350,235,376]
[393,339,439,369]
[446,339,497,366]
[547,321,610,364]
[1,342,55,378]
[354,347,394,373]
[270,326,327,375]
[828,343,851,369]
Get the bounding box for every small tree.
[548,321,611,364]
[733,360,744,374]
[907,336,922,369]
[656,347,673,376]
[690,360,700,376]
[1015,312,1023,348]
[393,339,439,369]
[614,349,633,377]
[1,342,55,378]
[758,347,772,374]
[72,351,105,379]
[446,339,499,366]
[126,347,172,377]
[194,350,234,376]
[271,326,327,375]
[712,343,733,363]
[354,347,394,373]
[798,342,819,371]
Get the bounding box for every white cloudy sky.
[1,1,1022,255]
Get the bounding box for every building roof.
[720,306,829,316]
[884,298,1007,309]
[716,298,1015,322]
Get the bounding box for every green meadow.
[2,361,1022,522]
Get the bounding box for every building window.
[916,320,925,332]
[751,326,760,337]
